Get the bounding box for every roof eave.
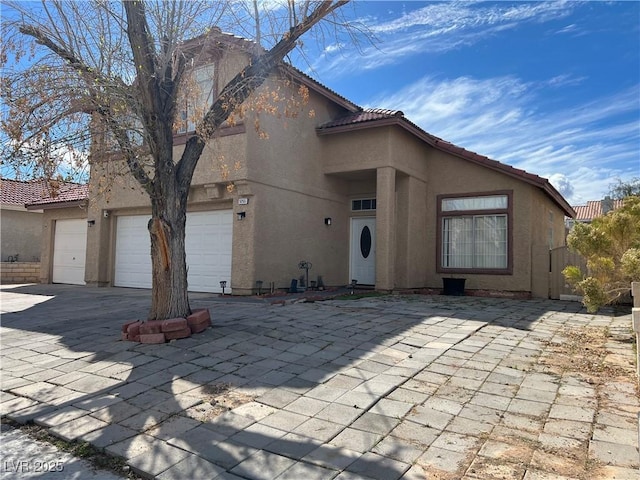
[26,199,88,211]
[283,65,360,114]
[316,116,399,135]
[1,203,31,212]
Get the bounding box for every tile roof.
[0,178,88,208]
[317,109,575,217]
[573,199,624,222]
[319,108,403,128]
[1,178,49,205]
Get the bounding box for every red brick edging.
[121,309,212,343]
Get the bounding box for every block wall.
[1,262,41,284]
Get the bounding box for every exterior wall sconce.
[220,281,227,295]
[237,212,246,220]
[87,220,96,226]
[324,217,332,225]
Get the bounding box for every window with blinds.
[438,192,511,274]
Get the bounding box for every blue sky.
[297,0,639,205]
[3,1,637,205]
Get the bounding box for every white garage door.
[185,211,233,293]
[114,215,152,289]
[53,219,87,285]
[114,211,232,293]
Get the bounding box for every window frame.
[175,63,218,136]
[351,198,377,212]
[436,190,513,275]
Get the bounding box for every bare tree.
[1,0,355,320]
[609,177,640,200]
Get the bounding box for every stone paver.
[1,284,638,479]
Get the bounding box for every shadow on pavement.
[0,283,589,479]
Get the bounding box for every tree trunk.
[147,170,190,321]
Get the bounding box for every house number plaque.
[238,198,249,205]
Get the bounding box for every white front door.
[52,219,87,285]
[350,217,376,285]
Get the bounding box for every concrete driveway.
[1,284,638,479]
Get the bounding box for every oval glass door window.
[360,226,372,258]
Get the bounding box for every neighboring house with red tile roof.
[570,197,624,224]
[0,178,87,264]
[34,32,574,298]
[1,178,46,263]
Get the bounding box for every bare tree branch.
[15,20,153,189]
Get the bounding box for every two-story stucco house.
[34,32,574,298]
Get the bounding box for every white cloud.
[323,43,343,54]
[546,74,586,87]
[548,173,574,199]
[313,1,577,77]
[368,1,573,34]
[555,23,578,34]
[366,75,639,204]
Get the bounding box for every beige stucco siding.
[183,130,249,187]
[235,80,352,292]
[388,128,430,181]
[246,182,348,292]
[395,174,429,288]
[423,148,536,294]
[528,187,567,297]
[88,161,151,210]
[217,49,250,92]
[245,76,349,192]
[322,127,394,175]
[85,183,112,287]
[1,209,43,262]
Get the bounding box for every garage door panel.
[53,219,87,285]
[114,215,152,289]
[115,211,232,293]
[185,211,232,292]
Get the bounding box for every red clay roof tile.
[572,199,624,221]
[0,178,88,207]
[319,108,402,128]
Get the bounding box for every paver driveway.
[1,284,638,479]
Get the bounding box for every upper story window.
[437,191,512,274]
[352,198,376,211]
[176,65,215,134]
